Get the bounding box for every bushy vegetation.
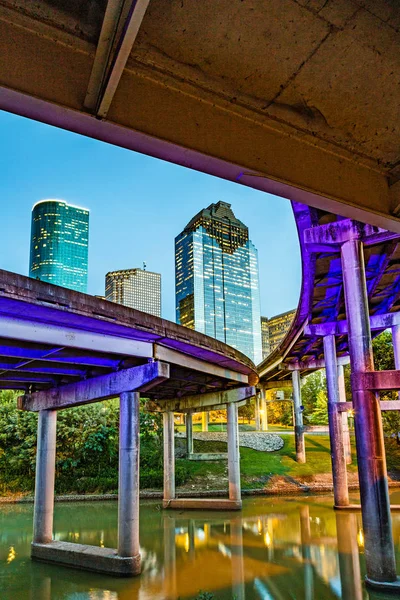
[0,392,190,496]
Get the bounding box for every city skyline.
[0,109,301,322]
[175,202,262,363]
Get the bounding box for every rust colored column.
[341,239,396,584]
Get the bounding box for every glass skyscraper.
[29,199,89,293]
[175,201,262,364]
[105,268,161,317]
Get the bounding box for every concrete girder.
[305,311,400,337]
[152,398,248,415]
[145,386,255,413]
[283,355,350,371]
[337,401,400,412]
[154,344,250,384]
[19,361,170,411]
[85,0,151,117]
[304,219,400,253]
[262,380,293,389]
[0,316,153,359]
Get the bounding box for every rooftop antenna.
[143,261,147,271]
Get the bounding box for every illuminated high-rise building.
[105,268,161,317]
[29,199,89,292]
[175,201,262,364]
[260,309,296,359]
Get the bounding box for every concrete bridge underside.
[0,0,399,229]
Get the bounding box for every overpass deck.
[0,270,257,399]
[259,202,400,384]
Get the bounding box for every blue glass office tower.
[29,199,89,293]
[175,202,262,364]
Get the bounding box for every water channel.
[1,493,400,600]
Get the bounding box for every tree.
[301,370,327,423]
[308,389,329,425]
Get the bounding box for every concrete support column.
[163,411,175,502]
[186,411,193,455]
[337,363,352,464]
[201,411,209,432]
[323,334,349,507]
[255,395,261,431]
[341,239,397,584]
[291,370,305,463]
[227,402,241,502]
[33,410,57,544]
[260,387,268,431]
[118,391,140,562]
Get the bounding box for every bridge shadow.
[304,436,330,453]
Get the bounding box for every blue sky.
[0,110,301,322]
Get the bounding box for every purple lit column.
[337,363,352,464]
[292,370,305,463]
[163,411,175,502]
[323,334,349,507]
[118,391,141,566]
[33,410,57,543]
[341,239,396,584]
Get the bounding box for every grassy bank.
[2,434,399,497]
[177,434,361,490]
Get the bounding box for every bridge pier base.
[323,334,349,508]
[291,370,305,463]
[341,238,399,588]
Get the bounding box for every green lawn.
[177,434,368,489]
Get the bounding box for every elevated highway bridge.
[0,0,400,589]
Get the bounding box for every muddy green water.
[1,493,400,600]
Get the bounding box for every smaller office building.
[105,268,161,317]
[261,309,296,360]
